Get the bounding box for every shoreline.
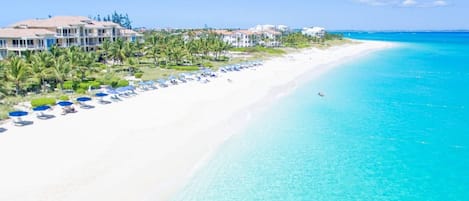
[0,40,396,201]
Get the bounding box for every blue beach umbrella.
[95,92,108,97]
[9,111,28,117]
[115,87,127,93]
[57,101,73,107]
[157,79,166,84]
[107,89,119,95]
[76,97,92,102]
[33,105,51,111]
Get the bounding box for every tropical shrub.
[78,82,90,90]
[215,56,229,62]
[31,97,56,107]
[134,73,143,78]
[58,95,69,101]
[76,88,86,94]
[89,81,101,89]
[63,81,75,90]
[116,80,129,87]
[169,66,199,71]
[0,104,12,120]
[202,62,214,68]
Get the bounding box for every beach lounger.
[61,106,77,115]
[36,112,55,120]
[12,118,34,126]
[78,102,95,109]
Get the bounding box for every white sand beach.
[0,40,394,201]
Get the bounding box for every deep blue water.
[174,32,469,201]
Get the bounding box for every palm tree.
[30,51,54,93]
[100,39,112,64]
[5,56,30,95]
[0,62,8,98]
[109,38,126,64]
[145,34,160,65]
[51,55,72,90]
[76,51,99,81]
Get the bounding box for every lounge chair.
[78,102,95,109]
[12,117,34,126]
[36,112,55,120]
[61,106,77,115]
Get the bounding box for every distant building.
[249,24,289,33]
[212,29,283,48]
[301,27,326,38]
[213,30,256,48]
[0,16,143,60]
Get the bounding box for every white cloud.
[355,0,399,6]
[402,0,418,6]
[355,0,449,7]
[432,0,448,6]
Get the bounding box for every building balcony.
[7,45,46,50]
[56,33,79,37]
[85,42,100,46]
[57,43,80,48]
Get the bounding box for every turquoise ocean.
[174,32,469,200]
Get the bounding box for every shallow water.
[173,32,469,201]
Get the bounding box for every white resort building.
[0,16,142,60]
[213,28,282,48]
[301,27,326,38]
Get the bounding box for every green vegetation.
[116,80,129,87]
[91,11,133,29]
[231,46,286,55]
[0,28,347,120]
[168,65,200,71]
[58,95,69,101]
[134,72,143,78]
[0,104,12,120]
[281,32,345,48]
[30,97,56,107]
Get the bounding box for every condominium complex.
[212,25,285,48]
[0,16,142,60]
[301,27,326,38]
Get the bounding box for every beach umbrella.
[9,111,28,117]
[57,101,73,107]
[95,92,108,97]
[76,97,92,102]
[107,89,119,95]
[157,79,167,85]
[32,105,51,111]
[115,87,127,93]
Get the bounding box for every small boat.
[318,92,325,97]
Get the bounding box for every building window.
[0,40,5,47]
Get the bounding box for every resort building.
[301,27,326,38]
[213,30,256,48]
[213,29,282,48]
[249,24,290,33]
[0,16,142,60]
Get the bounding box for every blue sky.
[1,0,467,30]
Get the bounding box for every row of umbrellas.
[8,92,113,118]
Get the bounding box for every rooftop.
[0,28,55,38]
[11,16,121,29]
